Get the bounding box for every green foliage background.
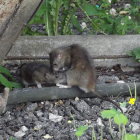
[22,0,140,36]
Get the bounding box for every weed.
[0,65,22,89]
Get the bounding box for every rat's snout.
[53,63,60,72]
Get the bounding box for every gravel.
[0,96,139,140]
[0,63,139,139]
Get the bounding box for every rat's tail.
[93,91,123,113]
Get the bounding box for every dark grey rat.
[49,44,123,112]
[19,62,66,88]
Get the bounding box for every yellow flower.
[128,98,136,105]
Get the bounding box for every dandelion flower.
[128,98,136,105]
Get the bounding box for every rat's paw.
[56,83,71,88]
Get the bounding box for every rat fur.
[50,44,123,112]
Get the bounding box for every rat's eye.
[53,64,57,67]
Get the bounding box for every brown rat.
[19,62,58,88]
[50,44,123,112]
[0,87,9,114]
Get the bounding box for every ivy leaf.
[0,66,13,78]
[101,109,118,119]
[75,125,88,137]
[114,114,128,125]
[123,133,137,140]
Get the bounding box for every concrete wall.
[7,35,140,67]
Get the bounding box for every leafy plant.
[129,47,140,62]
[0,65,22,89]
[75,125,88,137]
[9,136,17,140]
[101,109,140,140]
[22,0,140,35]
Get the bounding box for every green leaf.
[29,1,46,24]
[82,4,98,16]
[133,48,140,60]
[101,109,118,119]
[0,74,22,89]
[71,16,82,32]
[10,82,23,88]
[123,133,137,140]
[0,74,13,88]
[0,66,13,78]
[114,114,128,125]
[75,125,88,137]
[128,48,140,61]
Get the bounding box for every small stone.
[36,110,43,117]
[97,118,104,127]
[43,134,53,139]
[20,126,28,132]
[67,120,72,124]
[34,124,43,130]
[130,122,140,133]
[131,113,140,123]
[26,103,38,112]
[49,113,63,123]
[121,106,127,113]
[76,100,90,113]
[14,131,26,138]
[97,75,119,83]
[75,97,79,101]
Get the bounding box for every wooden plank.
[0,0,20,36]
[7,35,140,67]
[0,0,43,63]
[6,82,140,105]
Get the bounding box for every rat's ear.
[58,53,62,59]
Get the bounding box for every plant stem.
[92,125,96,140]
[54,0,62,35]
[109,118,114,139]
[121,125,126,140]
[76,1,107,35]
[118,124,122,140]
[100,126,103,140]
[127,84,133,98]
[134,81,137,100]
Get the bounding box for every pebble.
[14,131,26,138]
[97,75,119,83]
[97,118,104,127]
[36,110,43,117]
[26,103,38,112]
[130,122,140,133]
[76,100,90,113]
[43,134,53,139]
[21,126,28,132]
[49,113,63,123]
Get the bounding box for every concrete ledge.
[7,35,140,67]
